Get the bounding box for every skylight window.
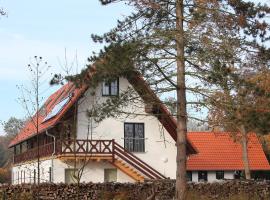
[43,97,70,122]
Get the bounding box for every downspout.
[46,130,55,183]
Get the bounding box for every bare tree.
[17,56,52,198]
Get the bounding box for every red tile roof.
[187,132,270,171]
[9,83,87,147]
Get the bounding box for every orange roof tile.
[9,83,87,147]
[187,132,270,171]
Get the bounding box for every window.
[27,139,34,149]
[102,79,119,96]
[124,123,145,152]
[34,169,36,184]
[186,171,192,182]
[65,169,78,184]
[198,171,208,182]
[23,171,25,183]
[104,169,117,182]
[216,171,224,180]
[29,170,32,183]
[21,142,27,153]
[14,145,21,155]
[17,171,20,184]
[21,171,23,183]
[49,167,51,182]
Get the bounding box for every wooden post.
[112,139,115,163]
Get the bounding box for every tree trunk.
[240,125,251,179]
[175,0,187,199]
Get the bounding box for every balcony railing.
[61,139,114,155]
[14,142,55,164]
[13,139,114,164]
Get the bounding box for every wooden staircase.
[54,139,166,182]
[111,159,145,182]
[110,141,166,182]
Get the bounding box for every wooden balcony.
[14,142,55,164]
[13,139,166,180]
[13,139,115,164]
[59,139,114,161]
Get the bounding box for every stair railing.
[112,140,166,179]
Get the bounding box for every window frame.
[198,171,208,182]
[186,171,192,182]
[102,78,119,96]
[124,123,145,153]
[216,171,224,180]
[17,171,19,184]
[34,169,36,184]
[104,168,117,182]
[65,168,79,184]
[49,167,52,182]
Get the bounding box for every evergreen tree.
[62,1,270,199]
[208,66,270,179]
[0,117,24,168]
[3,117,25,139]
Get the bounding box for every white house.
[9,71,270,184]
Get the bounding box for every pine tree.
[64,1,270,199]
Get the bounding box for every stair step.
[112,160,145,182]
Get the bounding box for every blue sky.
[0,0,131,134]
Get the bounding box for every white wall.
[54,159,134,183]
[190,171,235,182]
[191,171,198,182]
[12,158,135,184]
[224,171,235,180]
[76,77,177,179]
[12,159,52,184]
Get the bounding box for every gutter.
[46,130,56,183]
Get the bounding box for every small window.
[21,171,23,183]
[34,169,36,184]
[102,79,119,96]
[104,168,117,182]
[14,145,21,155]
[186,171,192,182]
[29,170,32,183]
[124,123,145,152]
[27,139,34,149]
[23,171,25,183]
[216,171,224,180]
[65,169,78,184]
[21,142,27,153]
[17,171,20,184]
[198,171,208,182]
[49,167,52,182]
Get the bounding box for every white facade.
[190,171,235,183]
[12,77,177,184]
[76,77,177,179]
[12,158,135,184]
